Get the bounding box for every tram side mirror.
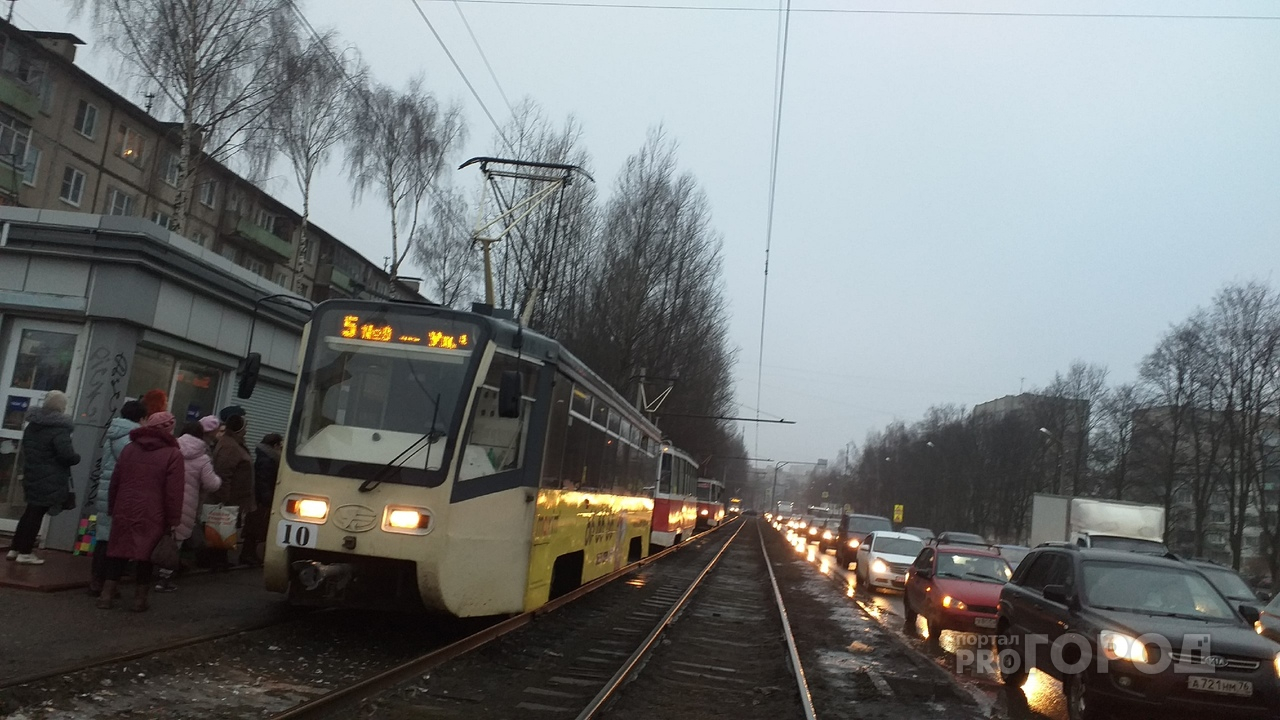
[498,370,522,418]
[237,352,262,399]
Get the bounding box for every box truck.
[1029,494,1166,553]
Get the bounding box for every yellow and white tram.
[263,300,672,616]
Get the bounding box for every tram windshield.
[289,305,482,483]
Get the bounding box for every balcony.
[0,75,39,118]
[232,216,291,261]
[315,263,355,294]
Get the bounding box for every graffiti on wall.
[79,346,129,536]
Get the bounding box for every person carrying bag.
[211,409,255,567]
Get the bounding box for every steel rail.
[758,519,819,720]
[573,520,745,720]
[271,519,737,720]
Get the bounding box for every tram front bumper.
[293,560,353,591]
[285,548,424,611]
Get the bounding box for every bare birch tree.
[257,27,362,291]
[345,78,465,276]
[411,187,479,307]
[73,0,292,232]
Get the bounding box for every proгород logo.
[951,632,1218,676]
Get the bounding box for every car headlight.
[849,539,860,549]
[872,559,888,574]
[1257,621,1265,635]
[1100,630,1147,663]
[809,527,818,535]
[823,531,833,540]
[1274,652,1280,678]
[941,595,968,611]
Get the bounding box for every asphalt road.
[780,526,1069,720]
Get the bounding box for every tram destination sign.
[337,314,472,350]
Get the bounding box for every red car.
[903,543,1012,649]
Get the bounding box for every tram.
[695,477,725,531]
[650,446,698,547]
[263,299,670,616]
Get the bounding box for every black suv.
[997,546,1280,719]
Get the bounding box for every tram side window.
[659,453,673,494]
[458,353,536,481]
[539,374,571,489]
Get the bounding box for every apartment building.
[0,20,417,304]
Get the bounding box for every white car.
[854,531,925,591]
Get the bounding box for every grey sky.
[36,0,1280,467]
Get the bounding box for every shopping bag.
[201,504,240,550]
[151,533,181,571]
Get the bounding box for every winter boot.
[130,583,150,613]
[97,580,119,610]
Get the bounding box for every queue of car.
[772,510,1280,718]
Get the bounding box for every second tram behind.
[695,477,725,530]
[650,447,698,547]
[264,299,687,617]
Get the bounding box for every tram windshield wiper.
[358,391,442,493]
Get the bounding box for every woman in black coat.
[8,391,80,565]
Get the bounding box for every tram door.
[0,320,87,534]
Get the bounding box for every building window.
[115,124,146,166]
[21,144,38,186]
[0,109,30,166]
[73,100,98,139]
[39,78,55,115]
[161,153,180,187]
[127,347,222,422]
[253,207,275,231]
[244,257,267,277]
[219,243,237,263]
[151,211,173,230]
[107,185,135,216]
[59,166,85,206]
[273,271,289,287]
[199,180,217,208]
[191,231,208,247]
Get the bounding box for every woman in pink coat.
[154,422,223,592]
[101,412,184,612]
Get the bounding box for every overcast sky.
[34,0,1280,467]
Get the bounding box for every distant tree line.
[805,280,1280,578]
[76,0,745,483]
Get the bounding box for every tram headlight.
[823,531,833,540]
[384,506,433,534]
[700,509,709,516]
[284,496,329,522]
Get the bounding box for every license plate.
[276,521,318,548]
[1187,676,1253,697]
[974,617,998,628]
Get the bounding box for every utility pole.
[461,157,591,321]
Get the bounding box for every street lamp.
[1039,427,1065,494]
[771,458,827,513]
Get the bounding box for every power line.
[754,0,790,458]
[408,0,516,153]
[418,0,1280,21]
[452,0,517,117]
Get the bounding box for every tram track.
[275,520,739,719]
[284,518,814,720]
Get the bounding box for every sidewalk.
[0,549,91,592]
[0,567,285,685]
